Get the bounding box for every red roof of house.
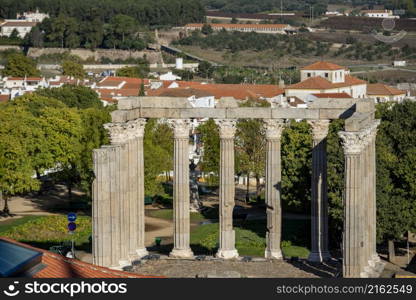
[148,82,284,100]
[367,83,406,96]
[185,23,288,29]
[301,61,346,71]
[96,77,149,88]
[312,92,352,98]
[7,77,42,81]
[0,237,162,278]
[0,94,10,103]
[286,75,366,90]
[1,21,37,27]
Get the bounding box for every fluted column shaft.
[339,121,380,278]
[126,119,148,258]
[308,120,331,262]
[169,119,194,258]
[370,129,380,263]
[215,119,239,259]
[264,119,285,259]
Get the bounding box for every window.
[325,73,329,78]
[307,73,311,77]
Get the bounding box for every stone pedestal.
[307,120,331,262]
[215,119,239,259]
[264,119,285,260]
[169,119,194,259]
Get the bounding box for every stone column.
[169,119,194,258]
[126,119,148,259]
[133,119,149,258]
[215,119,239,259]
[264,119,285,260]
[369,121,381,264]
[92,147,112,267]
[104,123,130,267]
[339,129,367,278]
[308,120,331,262]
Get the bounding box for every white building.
[0,21,37,38]
[362,9,399,19]
[393,60,407,67]
[184,23,292,34]
[286,62,367,101]
[159,71,181,81]
[367,83,407,103]
[17,9,49,22]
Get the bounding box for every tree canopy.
[2,53,40,77]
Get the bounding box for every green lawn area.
[190,219,310,258]
[147,208,216,222]
[0,215,92,251]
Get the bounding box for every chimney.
[278,79,285,88]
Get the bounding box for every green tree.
[235,99,269,202]
[197,119,220,185]
[117,66,149,78]
[62,60,85,79]
[35,85,103,109]
[3,53,40,77]
[201,24,213,35]
[0,106,41,215]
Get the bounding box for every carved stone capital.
[215,119,237,139]
[168,119,191,139]
[264,119,285,140]
[340,120,381,154]
[126,118,147,139]
[308,120,330,141]
[104,122,129,144]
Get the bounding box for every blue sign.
[67,213,77,222]
[68,222,77,232]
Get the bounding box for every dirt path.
[145,216,173,247]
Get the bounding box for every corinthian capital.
[264,119,285,140]
[168,119,191,139]
[215,119,237,139]
[126,118,147,139]
[104,122,129,144]
[308,120,330,141]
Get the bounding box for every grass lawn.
[190,219,310,258]
[0,216,42,234]
[147,208,216,222]
[0,215,92,251]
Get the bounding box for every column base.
[216,249,239,259]
[307,251,331,262]
[136,248,149,259]
[265,249,283,260]
[169,248,194,259]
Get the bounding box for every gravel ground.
[133,259,341,278]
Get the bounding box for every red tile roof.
[185,23,288,29]
[149,82,284,100]
[0,238,162,278]
[7,77,42,81]
[367,83,406,96]
[301,61,346,71]
[0,94,10,103]
[286,75,366,90]
[97,77,149,88]
[148,87,213,98]
[1,21,37,27]
[312,92,352,98]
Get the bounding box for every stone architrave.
[264,119,285,260]
[307,120,331,262]
[168,119,194,258]
[215,119,239,259]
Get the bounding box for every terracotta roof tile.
[367,83,406,96]
[185,23,288,29]
[1,21,37,27]
[312,92,352,98]
[0,237,162,278]
[287,75,366,90]
[301,61,346,71]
